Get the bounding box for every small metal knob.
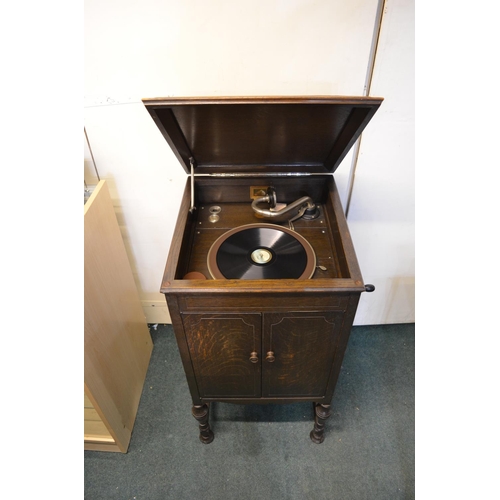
[365,284,375,292]
[266,351,275,363]
[249,351,259,363]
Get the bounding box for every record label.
[207,224,316,280]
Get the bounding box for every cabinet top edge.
[160,279,365,294]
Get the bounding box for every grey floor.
[84,323,415,500]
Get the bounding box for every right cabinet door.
[262,312,344,398]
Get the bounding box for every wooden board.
[84,180,153,452]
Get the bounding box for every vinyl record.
[207,224,316,280]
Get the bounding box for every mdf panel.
[84,180,153,452]
[84,391,115,446]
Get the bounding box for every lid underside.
[143,96,383,174]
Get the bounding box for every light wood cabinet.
[84,180,153,452]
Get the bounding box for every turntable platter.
[207,224,316,280]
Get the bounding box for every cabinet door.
[262,312,344,397]
[182,314,261,398]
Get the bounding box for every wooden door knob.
[249,351,259,363]
[266,351,275,362]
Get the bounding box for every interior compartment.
[173,175,350,281]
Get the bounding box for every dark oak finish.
[143,96,382,444]
[310,403,332,444]
[262,312,344,398]
[144,95,383,174]
[183,314,262,398]
[192,404,214,444]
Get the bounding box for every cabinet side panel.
[162,178,194,284]
[325,293,361,400]
[84,181,153,452]
[326,177,364,282]
[165,295,203,405]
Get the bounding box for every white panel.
[84,0,381,315]
[348,0,415,324]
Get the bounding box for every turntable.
[207,223,316,280]
[143,96,382,444]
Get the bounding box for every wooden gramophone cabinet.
[143,96,382,444]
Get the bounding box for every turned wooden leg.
[310,403,332,444]
[192,403,214,444]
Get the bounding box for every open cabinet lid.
[142,96,383,175]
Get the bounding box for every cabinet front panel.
[180,294,350,312]
[182,314,262,398]
[262,312,344,397]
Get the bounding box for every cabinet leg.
[310,403,332,444]
[192,403,214,444]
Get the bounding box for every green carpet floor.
[84,323,415,499]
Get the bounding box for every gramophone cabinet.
[143,96,382,443]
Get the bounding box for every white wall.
[347,0,415,324]
[84,0,414,325]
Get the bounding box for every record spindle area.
[207,223,316,280]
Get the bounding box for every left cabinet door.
[182,314,262,398]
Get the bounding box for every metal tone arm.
[251,187,319,222]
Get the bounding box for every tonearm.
[251,187,320,228]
